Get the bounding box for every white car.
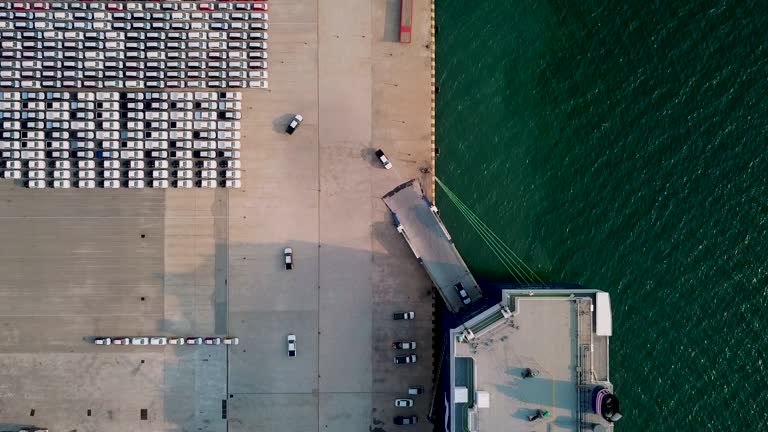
[152,180,169,188]
[169,337,185,345]
[78,180,96,188]
[132,337,149,345]
[287,334,296,357]
[198,179,217,188]
[121,150,144,159]
[222,179,241,188]
[112,337,130,345]
[248,60,267,69]
[94,337,111,345]
[219,150,240,159]
[221,101,241,110]
[250,80,269,89]
[194,91,217,101]
[185,337,203,345]
[393,341,417,350]
[218,121,240,130]
[3,170,21,179]
[52,180,71,189]
[28,180,46,189]
[21,150,45,159]
[150,337,167,345]
[103,179,121,188]
[204,337,221,345]
[199,170,217,179]
[127,180,145,189]
[223,337,239,345]
[395,399,414,408]
[175,179,193,188]
[219,131,240,140]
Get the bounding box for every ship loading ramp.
[383,179,482,313]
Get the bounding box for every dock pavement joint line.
[430,0,437,202]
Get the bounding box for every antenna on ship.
[435,177,545,285]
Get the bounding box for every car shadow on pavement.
[361,147,385,169]
[272,113,297,134]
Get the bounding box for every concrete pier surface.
[0,0,434,431]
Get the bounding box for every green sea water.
[436,1,768,430]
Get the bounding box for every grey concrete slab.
[228,393,318,432]
[0,0,434,430]
[0,352,166,432]
[319,393,372,432]
[163,348,227,432]
[228,309,319,394]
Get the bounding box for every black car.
[454,282,471,305]
[375,149,393,169]
[393,311,415,320]
[286,114,303,134]
[284,247,293,270]
[394,416,418,425]
[394,355,416,364]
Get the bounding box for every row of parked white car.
[1,10,268,21]
[23,179,240,189]
[3,159,241,171]
[0,67,267,84]
[0,149,241,159]
[0,1,267,13]
[0,127,241,140]
[4,159,239,170]
[1,90,243,102]
[5,169,241,180]
[0,3,269,90]
[94,336,240,346]
[0,79,267,90]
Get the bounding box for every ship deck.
[449,290,613,432]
